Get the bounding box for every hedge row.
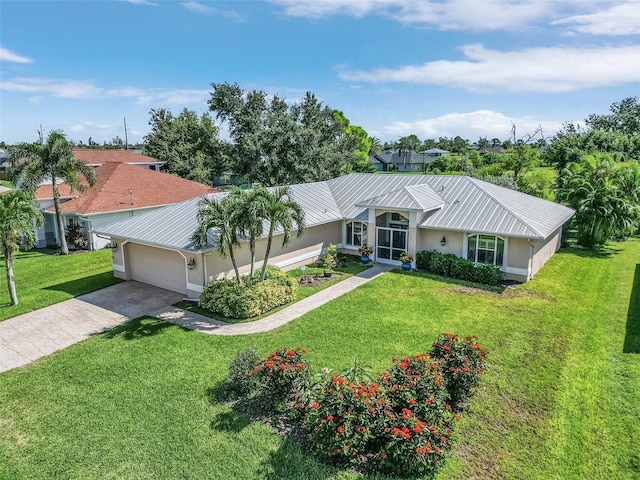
[200,267,297,318]
[415,250,503,285]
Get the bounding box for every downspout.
[527,239,535,281]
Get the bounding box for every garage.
[125,242,187,294]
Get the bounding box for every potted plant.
[358,244,373,263]
[399,252,414,270]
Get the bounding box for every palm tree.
[0,191,44,305]
[191,194,243,283]
[257,186,305,281]
[228,188,265,278]
[10,131,96,254]
[559,153,639,248]
[368,136,382,156]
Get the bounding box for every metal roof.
[95,173,574,251]
[356,184,444,212]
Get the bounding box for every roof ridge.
[404,183,440,210]
[357,185,412,206]
[465,176,543,237]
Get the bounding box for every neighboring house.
[369,149,450,172]
[73,148,165,171]
[478,147,507,155]
[34,163,219,250]
[95,173,574,297]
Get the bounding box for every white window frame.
[345,220,368,247]
[466,233,506,268]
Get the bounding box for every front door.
[376,226,408,263]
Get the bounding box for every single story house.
[95,173,574,297]
[73,148,165,171]
[370,149,450,172]
[34,163,219,250]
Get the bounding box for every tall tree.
[228,188,265,278]
[586,96,640,136]
[558,153,640,248]
[0,191,43,305]
[368,136,382,156]
[144,108,228,185]
[208,82,369,186]
[191,195,243,283]
[10,131,96,255]
[257,186,305,281]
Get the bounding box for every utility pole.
[38,124,44,144]
[123,117,129,150]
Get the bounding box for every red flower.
[327,415,334,421]
[310,402,319,409]
[409,398,416,405]
[337,426,345,433]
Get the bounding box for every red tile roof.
[35,163,220,215]
[73,148,161,165]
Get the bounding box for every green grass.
[0,249,121,321]
[175,254,372,324]
[0,180,12,189]
[0,240,639,479]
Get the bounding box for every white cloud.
[0,46,33,64]
[371,110,563,142]
[0,77,209,105]
[339,44,640,93]
[182,1,215,14]
[69,121,112,133]
[552,2,640,35]
[269,0,591,31]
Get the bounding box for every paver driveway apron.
[0,281,183,373]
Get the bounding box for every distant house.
[370,149,450,172]
[478,147,506,155]
[34,163,219,250]
[72,148,165,171]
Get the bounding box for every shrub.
[303,372,385,462]
[200,275,297,318]
[251,348,311,413]
[415,250,433,270]
[415,250,503,285]
[227,346,261,396]
[430,333,488,405]
[319,244,338,273]
[399,252,414,264]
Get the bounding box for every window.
[391,212,408,222]
[346,221,368,246]
[467,234,504,267]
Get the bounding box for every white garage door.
[126,243,187,294]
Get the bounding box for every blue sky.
[1,0,639,146]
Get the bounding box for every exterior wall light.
[110,242,118,249]
[440,236,447,246]
[187,257,196,269]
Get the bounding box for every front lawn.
[0,240,638,479]
[0,249,120,321]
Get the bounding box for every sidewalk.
[152,264,392,336]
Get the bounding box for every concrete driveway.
[0,281,183,373]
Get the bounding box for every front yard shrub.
[199,273,297,318]
[250,348,311,412]
[303,372,385,462]
[430,333,488,405]
[227,345,261,396]
[224,335,487,477]
[415,249,503,285]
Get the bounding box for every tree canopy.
[143,108,228,185]
[208,82,368,186]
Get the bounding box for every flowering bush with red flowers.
[303,370,385,461]
[429,333,488,405]
[249,347,311,412]
[377,407,456,477]
[226,335,487,477]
